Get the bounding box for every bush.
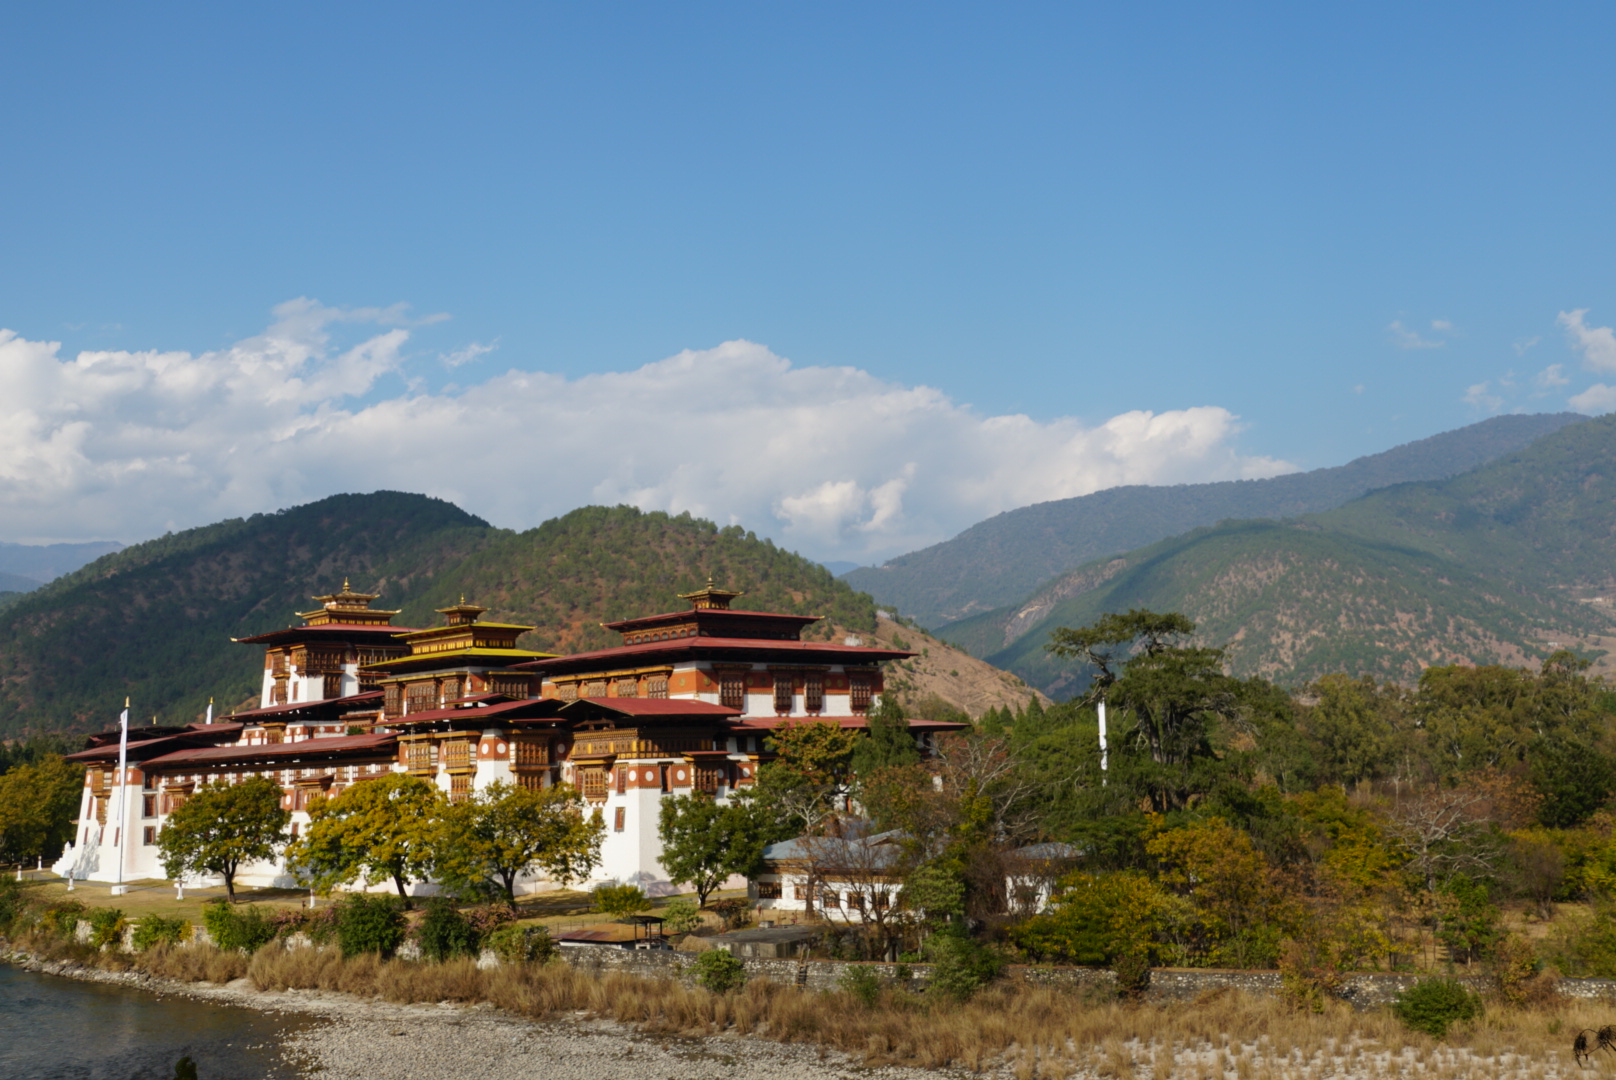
[131,915,191,953]
[692,947,746,993]
[591,883,648,919]
[267,908,308,939]
[923,929,1005,1001]
[1111,951,1151,1001]
[334,893,406,958]
[661,897,703,935]
[0,878,33,935]
[201,900,276,953]
[486,923,556,965]
[839,965,881,1006]
[45,900,86,940]
[88,907,127,949]
[465,903,518,938]
[1392,977,1483,1038]
[711,897,748,929]
[415,898,481,963]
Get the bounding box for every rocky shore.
[7,951,964,1080]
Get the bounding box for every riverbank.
[6,947,966,1080]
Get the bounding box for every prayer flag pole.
[111,698,130,896]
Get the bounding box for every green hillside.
[944,414,1616,696]
[846,413,1584,627]
[0,496,879,739]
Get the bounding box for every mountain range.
[940,413,1616,696]
[843,413,1585,628]
[0,494,1026,738]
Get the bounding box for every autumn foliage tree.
[435,781,603,902]
[157,776,289,902]
[288,773,445,902]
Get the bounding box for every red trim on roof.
[142,732,397,768]
[603,608,822,631]
[730,717,970,732]
[388,698,565,726]
[65,724,247,762]
[559,698,741,718]
[221,692,383,721]
[234,624,417,644]
[519,637,914,671]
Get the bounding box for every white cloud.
[0,302,1296,561]
[1535,363,1569,389]
[441,340,498,368]
[1570,384,1616,414]
[1514,335,1541,356]
[1430,319,1454,332]
[1462,382,1502,411]
[1559,309,1616,372]
[1389,320,1445,350]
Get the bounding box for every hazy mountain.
[844,413,1586,628]
[0,540,124,584]
[942,414,1616,696]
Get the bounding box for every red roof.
[234,623,417,644]
[519,637,914,672]
[142,732,397,768]
[603,608,821,631]
[730,716,970,733]
[221,692,383,722]
[388,698,565,726]
[559,698,742,718]
[65,726,246,763]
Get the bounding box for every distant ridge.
[0,540,124,584]
[843,413,1586,628]
[942,413,1616,696]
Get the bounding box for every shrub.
[923,929,1005,1001]
[0,878,31,934]
[201,900,276,953]
[1392,977,1482,1038]
[131,915,191,953]
[486,923,556,965]
[661,897,703,935]
[45,900,86,940]
[88,907,127,949]
[334,893,406,958]
[465,903,518,938]
[710,897,748,929]
[1111,951,1151,1001]
[839,965,881,1007]
[267,908,308,939]
[592,883,648,918]
[302,904,340,945]
[415,898,481,963]
[692,947,746,993]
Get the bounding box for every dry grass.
[239,946,1597,1078]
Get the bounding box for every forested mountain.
[0,540,124,586]
[943,414,1616,696]
[0,494,893,739]
[845,413,1585,627]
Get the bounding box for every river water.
[0,964,309,1079]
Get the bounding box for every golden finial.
[343,577,350,590]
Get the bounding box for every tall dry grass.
[241,946,1593,1078]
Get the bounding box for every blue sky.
[3,3,1615,561]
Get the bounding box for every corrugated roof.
[519,636,914,671]
[142,732,396,768]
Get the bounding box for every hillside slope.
[846,413,1585,627]
[0,496,1040,738]
[944,415,1616,696]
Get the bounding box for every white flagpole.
[112,698,130,896]
[1097,697,1108,786]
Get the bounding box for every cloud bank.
[0,300,1295,561]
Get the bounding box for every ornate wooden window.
[441,677,463,703]
[646,675,669,699]
[271,678,287,706]
[515,772,546,791]
[403,740,435,774]
[719,672,746,711]
[582,680,607,699]
[557,682,579,702]
[793,883,809,901]
[614,807,626,832]
[804,671,824,714]
[616,768,627,795]
[850,672,874,713]
[754,880,782,899]
[578,768,608,800]
[143,827,157,846]
[512,739,549,768]
[694,764,722,794]
[141,795,157,818]
[442,740,472,772]
[489,675,530,697]
[405,683,437,714]
[270,651,288,677]
[322,673,343,700]
[384,684,403,718]
[773,672,793,714]
[614,677,639,698]
[450,775,471,804]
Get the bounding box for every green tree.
[657,791,772,906]
[0,756,84,865]
[158,776,289,902]
[436,781,603,902]
[851,694,921,777]
[1302,674,1405,788]
[757,720,863,835]
[288,773,444,901]
[1047,609,1243,812]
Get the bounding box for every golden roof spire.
[679,578,744,611]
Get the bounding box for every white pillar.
[1097,697,1108,784]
